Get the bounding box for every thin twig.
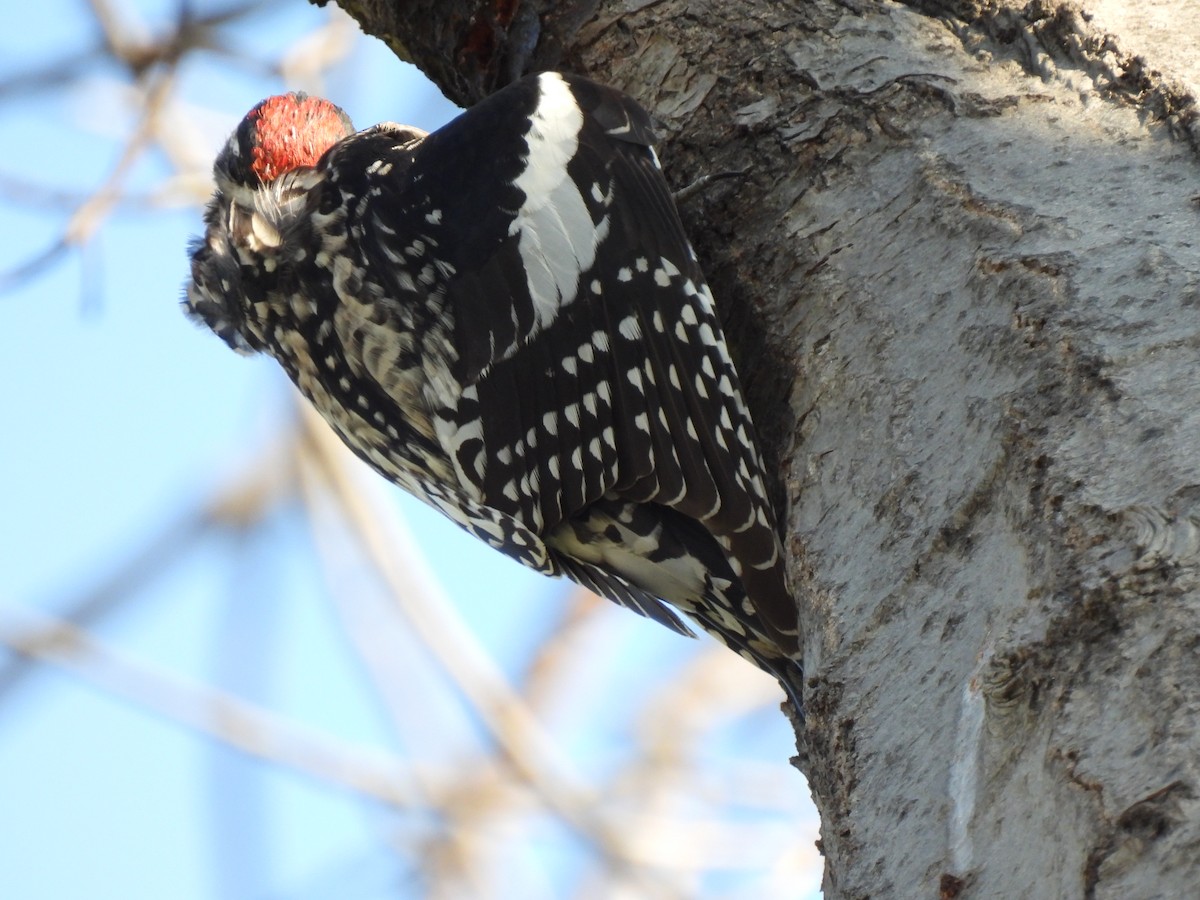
[517,585,606,714]
[0,508,210,701]
[297,401,688,897]
[0,605,422,807]
[0,68,174,295]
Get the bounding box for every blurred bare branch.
[0,64,174,295]
[297,401,693,897]
[278,9,358,89]
[518,585,607,713]
[87,0,278,76]
[0,52,105,101]
[0,506,211,701]
[0,604,424,807]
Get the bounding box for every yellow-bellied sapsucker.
[185,72,803,711]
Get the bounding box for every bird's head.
[184,93,355,353]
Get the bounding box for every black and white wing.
[318,72,798,658]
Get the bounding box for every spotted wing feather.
[333,73,797,654]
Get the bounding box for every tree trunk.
[322,0,1200,895]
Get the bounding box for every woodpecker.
[185,72,803,710]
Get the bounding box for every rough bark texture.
[320,0,1200,895]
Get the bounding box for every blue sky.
[0,2,819,897]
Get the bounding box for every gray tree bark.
[322,0,1200,895]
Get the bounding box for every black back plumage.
[186,72,802,706]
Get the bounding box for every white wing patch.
[508,72,610,335]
